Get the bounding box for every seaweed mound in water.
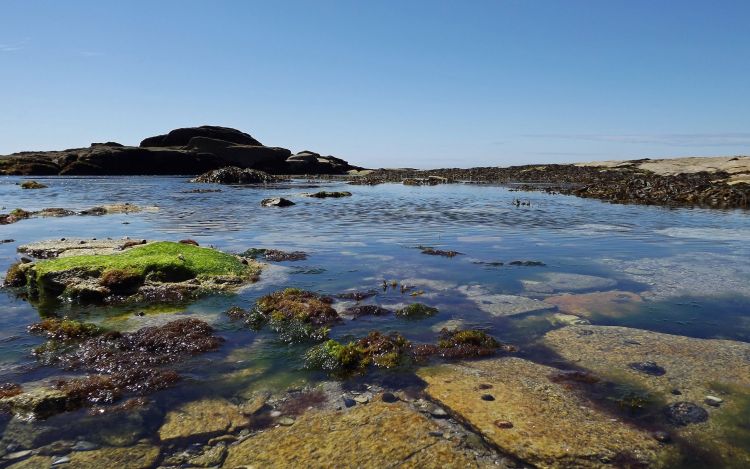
[436,328,516,359]
[251,288,340,343]
[190,166,279,184]
[304,191,352,198]
[395,303,439,319]
[30,318,223,409]
[7,241,260,305]
[305,331,412,377]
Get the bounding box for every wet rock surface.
[417,357,669,467]
[459,285,555,317]
[544,325,750,465]
[240,248,306,261]
[223,401,496,468]
[158,398,249,443]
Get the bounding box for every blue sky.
[1,1,748,168]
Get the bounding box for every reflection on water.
[1,176,750,463]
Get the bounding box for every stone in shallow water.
[544,325,750,465]
[417,358,667,467]
[521,272,617,294]
[600,253,750,300]
[629,361,667,376]
[664,402,709,426]
[544,290,643,319]
[223,402,481,467]
[459,285,555,317]
[158,398,249,443]
[7,444,160,469]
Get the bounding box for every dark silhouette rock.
[0,126,359,176]
[140,125,262,147]
[186,137,291,170]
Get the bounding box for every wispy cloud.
[522,133,750,147]
[76,50,104,57]
[0,40,27,53]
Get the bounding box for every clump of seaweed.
[304,331,413,377]
[304,191,352,198]
[418,245,462,257]
[435,328,515,359]
[28,318,105,341]
[395,303,439,319]
[0,208,32,225]
[3,262,27,287]
[0,383,23,398]
[20,180,48,189]
[357,331,412,368]
[252,288,339,343]
[32,318,221,411]
[240,248,308,262]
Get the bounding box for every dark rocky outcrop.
[0,126,359,176]
[140,125,262,147]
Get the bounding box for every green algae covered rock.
[395,302,439,319]
[7,241,260,305]
[305,332,413,377]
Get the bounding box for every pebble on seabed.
[705,395,723,407]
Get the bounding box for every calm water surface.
[1,176,749,459]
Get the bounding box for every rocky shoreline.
[341,156,750,209]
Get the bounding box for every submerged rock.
[6,443,161,469]
[223,401,481,467]
[158,398,248,443]
[343,304,391,318]
[544,290,643,319]
[521,272,617,294]
[20,180,47,189]
[417,357,669,467]
[544,325,750,465]
[459,285,555,317]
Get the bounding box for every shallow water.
[1,176,750,462]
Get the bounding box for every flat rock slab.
[18,238,150,259]
[158,398,248,443]
[600,253,750,300]
[521,272,617,295]
[544,290,643,318]
[223,401,486,468]
[578,156,750,184]
[544,325,750,466]
[7,443,160,469]
[459,285,555,317]
[417,357,668,467]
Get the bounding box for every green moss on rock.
[13,241,260,305]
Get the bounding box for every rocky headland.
[0,126,359,176]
